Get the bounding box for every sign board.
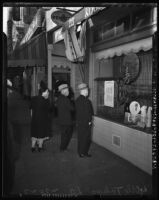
[51,10,72,26]
[104,81,114,107]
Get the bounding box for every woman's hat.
[78,83,88,90]
[39,80,48,94]
[58,84,68,92]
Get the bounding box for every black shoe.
[79,154,85,158]
[31,147,36,152]
[85,153,92,157]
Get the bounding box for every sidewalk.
[11,125,152,197]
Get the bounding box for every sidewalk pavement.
[7,97,152,197]
[11,126,152,197]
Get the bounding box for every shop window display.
[95,50,152,133]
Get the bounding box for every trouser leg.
[83,126,91,154]
[60,125,73,150]
[77,125,91,155]
[60,126,66,150]
[77,126,86,155]
[64,125,73,149]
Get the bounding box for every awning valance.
[8,59,46,68]
[95,37,152,60]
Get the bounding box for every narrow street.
[10,97,152,197]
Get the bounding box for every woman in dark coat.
[30,82,51,152]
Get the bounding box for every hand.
[89,122,92,126]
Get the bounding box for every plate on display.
[129,101,140,115]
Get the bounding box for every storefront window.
[93,26,102,43]
[95,50,152,133]
[103,22,115,40]
[93,7,153,44]
[115,15,130,36]
[132,7,152,31]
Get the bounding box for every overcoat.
[75,95,94,155]
[75,95,94,126]
[30,95,51,138]
[56,94,74,125]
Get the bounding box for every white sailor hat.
[78,83,88,90]
[58,84,68,92]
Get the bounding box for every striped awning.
[8,59,46,68]
[95,37,152,60]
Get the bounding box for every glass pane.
[132,8,152,31]
[103,22,115,40]
[93,27,102,43]
[116,15,130,35]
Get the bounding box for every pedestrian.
[5,79,18,194]
[30,81,52,152]
[56,83,74,152]
[75,83,94,158]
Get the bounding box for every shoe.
[79,154,85,158]
[31,147,36,152]
[85,153,92,157]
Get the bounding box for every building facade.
[46,5,157,175]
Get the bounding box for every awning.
[51,55,71,69]
[10,32,47,67]
[95,37,152,60]
[8,59,46,68]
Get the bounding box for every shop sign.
[84,7,105,19]
[54,27,64,43]
[104,81,114,107]
[51,10,72,26]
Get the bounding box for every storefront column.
[47,44,53,90]
[89,49,97,113]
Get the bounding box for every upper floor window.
[115,15,130,36]
[93,7,153,44]
[103,22,115,40]
[132,7,152,31]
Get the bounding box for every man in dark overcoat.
[75,83,94,158]
[56,84,74,152]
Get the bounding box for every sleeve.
[89,100,94,116]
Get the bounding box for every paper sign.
[104,81,114,107]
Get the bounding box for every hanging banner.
[62,26,84,62]
[104,81,114,107]
[62,29,76,62]
[78,21,86,59]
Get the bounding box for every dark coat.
[30,95,51,138]
[75,95,94,125]
[57,94,74,125]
